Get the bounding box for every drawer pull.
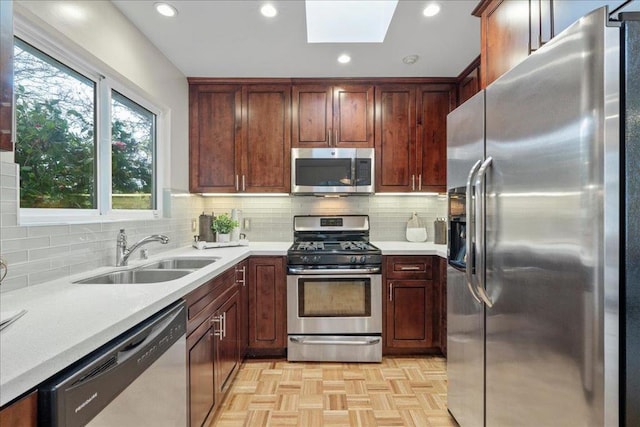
[399,266,421,271]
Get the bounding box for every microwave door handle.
[466,160,483,304]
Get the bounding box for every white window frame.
[14,14,164,225]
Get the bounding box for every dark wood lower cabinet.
[0,391,37,427]
[247,256,286,357]
[383,255,443,355]
[187,318,215,427]
[214,289,240,402]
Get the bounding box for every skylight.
[305,0,398,43]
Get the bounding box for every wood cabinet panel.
[386,280,435,348]
[383,256,441,354]
[417,85,456,193]
[242,85,291,192]
[214,290,240,401]
[188,320,215,427]
[189,84,242,192]
[236,260,249,358]
[0,391,37,427]
[456,56,481,106]
[0,0,13,152]
[375,85,416,192]
[292,83,373,148]
[247,256,286,355]
[333,84,374,147]
[292,85,332,147]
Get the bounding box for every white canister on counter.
[406,212,427,242]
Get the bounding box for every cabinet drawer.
[385,255,433,279]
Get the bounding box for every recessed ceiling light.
[154,2,178,17]
[261,3,278,18]
[423,3,441,17]
[403,54,419,65]
[338,54,351,64]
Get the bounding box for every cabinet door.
[457,58,481,106]
[247,256,286,354]
[0,0,13,151]
[417,85,455,193]
[480,0,532,88]
[333,84,374,148]
[236,260,249,358]
[292,85,332,147]
[189,84,242,192]
[385,279,435,348]
[187,320,215,427]
[241,85,291,192]
[214,290,240,400]
[375,85,417,192]
[0,391,37,427]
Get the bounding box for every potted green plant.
[211,213,239,243]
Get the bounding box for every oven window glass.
[295,159,353,187]
[298,278,371,317]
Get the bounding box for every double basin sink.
[74,257,219,285]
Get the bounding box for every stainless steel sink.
[75,269,191,285]
[138,257,218,270]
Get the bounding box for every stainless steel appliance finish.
[286,215,382,362]
[291,147,374,194]
[446,7,635,426]
[39,302,187,427]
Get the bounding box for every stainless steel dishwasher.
[39,301,187,427]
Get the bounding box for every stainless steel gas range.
[286,215,382,363]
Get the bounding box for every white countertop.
[0,240,445,406]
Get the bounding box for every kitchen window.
[12,35,161,222]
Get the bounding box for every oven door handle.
[287,267,381,275]
[289,337,381,346]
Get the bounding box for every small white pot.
[217,233,230,243]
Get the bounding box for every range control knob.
[301,256,309,263]
[313,256,320,263]
[360,256,366,263]
[350,256,356,264]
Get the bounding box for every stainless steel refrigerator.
[446,7,640,426]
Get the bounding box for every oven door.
[286,272,382,335]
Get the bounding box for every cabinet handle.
[242,175,246,192]
[411,175,415,191]
[222,312,227,338]
[236,265,246,286]
[334,130,337,147]
[399,266,421,271]
[235,175,239,191]
[418,174,422,191]
[327,130,331,146]
[389,282,393,301]
[211,315,223,339]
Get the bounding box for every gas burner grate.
[297,242,325,251]
[340,241,370,251]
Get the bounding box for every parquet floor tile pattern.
[210,356,457,427]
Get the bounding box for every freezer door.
[483,8,618,426]
[446,90,485,426]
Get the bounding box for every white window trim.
[14,12,165,225]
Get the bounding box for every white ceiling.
[112,0,480,78]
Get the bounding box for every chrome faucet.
[116,229,169,266]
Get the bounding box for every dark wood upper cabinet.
[456,56,481,106]
[375,85,417,192]
[0,0,13,152]
[241,85,291,193]
[473,0,620,88]
[189,84,242,193]
[376,83,454,193]
[417,84,456,193]
[189,82,290,193]
[292,83,374,148]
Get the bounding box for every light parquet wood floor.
[210,356,457,427]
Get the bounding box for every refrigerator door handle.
[474,156,494,308]
[465,159,483,304]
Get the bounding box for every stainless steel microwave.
[291,148,375,195]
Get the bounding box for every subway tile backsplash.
[1,160,446,292]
